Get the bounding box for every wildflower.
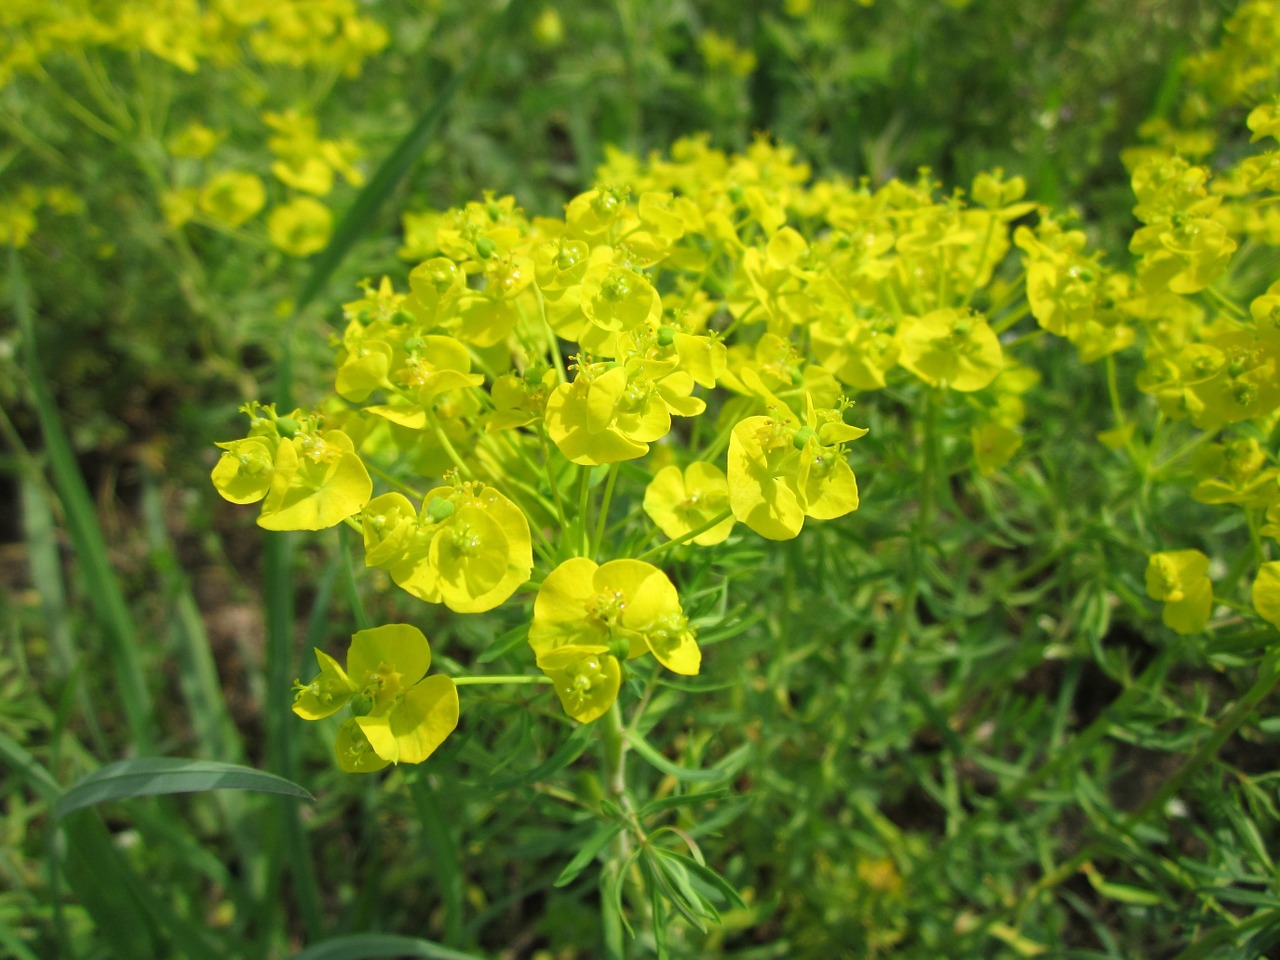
[644,462,735,545]
[530,559,700,721]
[897,308,1003,392]
[1253,562,1280,628]
[293,624,459,773]
[268,197,333,257]
[1145,550,1212,634]
[198,171,266,227]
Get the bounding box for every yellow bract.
[529,558,700,722]
[292,624,459,773]
[257,430,372,531]
[361,484,533,614]
[268,197,333,257]
[1252,562,1280,628]
[1145,551,1213,635]
[897,309,1002,392]
[644,463,735,546]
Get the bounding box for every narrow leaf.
[56,758,313,818]
[639,788,730,819]
[623,729,728,782]
[482,723,593,791]
[290,0,523,320]
[554,822,624,887]
[10,248,155,750]
[655,849,747,910]
[290,933,487,960]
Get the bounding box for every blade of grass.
[409,770,467,947]
[0,733,224,960]
[19,472,74,676]
[9,247,155,752]
[290,933,487,960]
[0,919,42,960]
[55,757,313,818]
[139,472,243,763]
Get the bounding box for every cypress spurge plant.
[213,80,1280,945]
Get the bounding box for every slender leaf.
[554,822,624,888]
[653,849,746,910]
[289,0,524,319]
[290,933,487,960]
[0,918,42,960]
[482,722,594,791]
[140,473,243,764]
[409,772,467,946]
[10,247,155,751]
[19,473,74,675]
[639,788,731,819]
[623,729,728,783]
[0,729,61,804]
[56,757,313,818]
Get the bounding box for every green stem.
[578,467,593,559]
[433,421,474,479]
[539,426,571,532]
[1105,352,1145,472]
[600,700,634,959]
[453,675,553,686]
[592,465,621,559]
[535,286,569,384]
[634,509,734,563]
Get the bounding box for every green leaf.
[56,758,314,819]
[1081,862,1163,906]
[10,248,155,751]
[482,722,594,791]
[638,788,730,818]
[655,849,747,911]
[623,729,729,782]
[291,934,487,960]
[554,822,624,887]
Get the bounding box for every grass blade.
[290,933,488,960]
[409,771,467,947]
[9,247,155,752]
[19,473,74,676]
[289,0,524,323]
[55,757,313,818]
[139,472,243,763]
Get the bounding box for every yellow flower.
[257,429,372,531]
[198,171,266,227]
[268,197,333,257]
[362,484,533,614]
[1145,550,1213,634]
[1252,561,1280,628]
[293,624,459,773]
[897,308,1003,392]
[167,122,223,159]
[644,462,735,545]
[545,358,704,466]
[530,558,700,722]
[726,399,865,540]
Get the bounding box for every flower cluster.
[216,91,1280,767]
[1023,7,1280,637]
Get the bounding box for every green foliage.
[3,1,1280,959]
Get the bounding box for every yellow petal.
[357,674,459,764]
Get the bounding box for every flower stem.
[600,699,634,959]
[634,509,734,563]
[452,675,553,686]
